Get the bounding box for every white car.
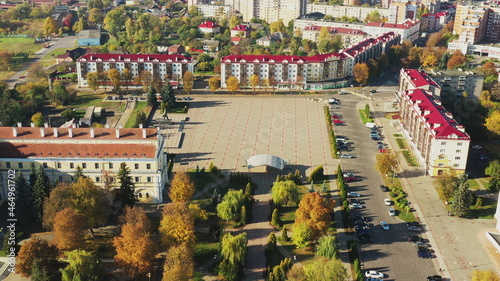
[388,207,396,216]
[472,144,482,149]
[349,203,364,209]
[348,192,361,197]
[343,172,354,178]
[384,198,392,206]
[341,154,353,159]
[365,270,385,278]
[380,221,390,230]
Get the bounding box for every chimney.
[17,122,22,127]
[30,122,35,127]
[139,124,143,128]
[116,128,120,138]
[54,128,58,138]
[44,122,49,128]
[456,125,465,132]
[12,127,17,137]
[40,127,45,138]
[68,127,73,138]
[90,127,95,138]
[142,128,147,139]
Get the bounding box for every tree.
[31,112,44,127]
[375,152,398,175]
[292,223,311,249]
[54,208,88,251]
[42,183,73,229]
[0,51,13,69]
[422,50,438,67]
[221,232,248,266]
[33,165,51,222]
[485,110,500,135]
[162,243,194,281]
[159,203,196,249]
[114,206,158,278]
[287,264,307,281]
[161,83,176,108]
[88,8,103,23]
[169,171,195,203]
[73,165,85,182]
[146,86,157,107]
[282,226,289,241]
[451,177,473,216]
[140,71,153,91]
[103,7,126,37]
[60,250,104,281]
[295,192,335,239]
[99,71,109,92]
[208,76,220,93]
[485,160,500,192]
[315,235,338,259]
[16,238,59,278]
[271,208,281,228]
[270,19,286,33]
[31,260,51,281]
[227,76,240,93]
[250,74,259,93]
[472,270,500,281]
[217,189,245,221]
[86,72,100,93]
[364,10,382,22]
[117,162,135,208]
[108,68,122,92]
[122,68,132,92]
[183,71,194,94]
[447,50,468,69]
[229,15,242,28]
[353,63,370,85]
[61,108,76,121]
[271,180,300,207]
[43,16,59,35]
[15,174,34,228]
[434,173,460,200]
[308,165,325,182]
[303,257,348,281]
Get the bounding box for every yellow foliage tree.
[183,71,194,93]
[294,192,335,240]
[422,51,438,67]
[472,270,500,281]
[161,243,194,281]
[250,74,260,93]
[31,112,44,127]
[169,171,195,203]
[108,68,121,92]
[43,16,59,35]
[54,207,88,251]
[159,203,196,249]
[114,206,158,278]
[485,110,500,135]
[16,238,59,277]
[353,63,370,86]
[227,76,240,93]
[208,76,220,93]
[188,204,209,221]
[375,152,398,175]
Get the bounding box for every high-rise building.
[453,4,488,44]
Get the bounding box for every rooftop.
[365,20,420,29]
[231,24,251,31]
[402,69,440,88]
[78,29,101,39]
[198,21,220,28]
[77,53,193,63]
[304,25,367,36]
[0,127,158,140]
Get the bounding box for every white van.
[366,122,377,128]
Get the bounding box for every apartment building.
[453,4,488,44]
[389,2,418,23]
[425,69,484,100]
[420,11,451,32]
[0,126,168,205]
[399,68,441,98]
[302,26,368,47]
[306,4,392,23]
[76,54,195,87]
[196,4,233,20]
[231,24,252,37]
[398,88,470,176]
[220,32,399,90]
[198,21,221,34]
[223,0,306,24]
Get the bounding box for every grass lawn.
[0,37,40,54]
[0,250,6,257]
[358,109,374,124]
[194,232,220,268]
[166,102,189,114]
[468,197,496,219]
[382,175,416,222]
[187,170,222,195]
[125,102,150,128]
[73,92,107,107]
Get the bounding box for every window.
[82,163,87,169]
[440,149,445,153]
[441,142,446,145]
[439,156,445,159]
[146,193,149,198]
[18,163,23,169]
[95,163,99,169]
[139,193,142,198]
[58,176,63,181]
[135,177,140,182]
[43,162,48,168]
[438,163,444,167]
[135,164,139,169]
[96,176,100,182]
[6,162,10,168]
[109,163,113,169]
[457,142,463,146]
[57,163,61,169]
[147,177,152,182]
[456,150,461,153]
[147,164,151,170]
[70,163,74,169]
[455,157,461,160]
[453,164,459,167]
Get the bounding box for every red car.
[345,176,356,182]
[331,114,342,119]
[333,119,344,124]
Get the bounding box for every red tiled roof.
[304,26,367,36]
[221,52,345,63]
[77,53,193,62]
[402,69,439,88]
[365,20,419,29]
[231,24,251,31]
[231,37,243,42]
[198,21,220,28]
[405,89,470,139]
[0,127,158,140]
[0,142,156,158]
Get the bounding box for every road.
[331,74,438,280]
[6,35,77,87]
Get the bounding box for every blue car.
[418,249,432,259]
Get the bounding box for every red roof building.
[302,25,368,46]
[231,24,252,37]
[198,21,221,34]
[399,68,441,97]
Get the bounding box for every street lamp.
[147,273,151,281]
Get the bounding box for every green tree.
[31,112,44,127]
[451,177,473,216]
[61,108,76,121]
[60,250,104,281]
[33,165,51,222]
[303,257,348,281]
[281,226,289,241]
[308,165,325,182]
[434,173,460,200]
[221,232,248,266]
[485,160,500,192]
[271,180,300,207]
[43,16,59,35]
[15,174,34,229]
[31,260,51,281]
[146,85,157,107]
[73,165,85,182]
[315,235,338,259]
[270,19,286,33]
[217,189,244,221]
[103,7,126,37]
[292,223,311,249]
[161,83,176,108]
[229,15,242,28]
[117,162,135,207]
[271,208,281,228]
[364,10,382,23]
[183,71,194,94]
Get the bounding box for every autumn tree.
[108,68,122,92]
[60,250,104,281]
[162,243,194,281]
[159,203,195,249]
[117,162,135,208]
[0,51,13,69]
[472,270,500,281]
[375,152,398,175]
[16,238,59,278]
[183,71,194,94]
[250,74,259,93]
[426,30,445,47]
[43,183,73,229]
[353,63,370,85]
[421,49,438,67]
[54,207,88,251]
[447,50,468,69]
[43,16,59,35]
[169,171,195,203]
[31,112,44,127]
[295,192,335,240]
[364,10,383,22]
[152,73,163,92]
[114,206,157,278]
[485,110,500,135]
[217,189,245,221]
[270,19,286,33]
[122,68,132,92]
[303,257,348,281]
[271,180,300,207]
[226,76,240,93]
[140,71,153,91]
[86,72,100,93]
[208,76,220,93]
[434,173,460,200]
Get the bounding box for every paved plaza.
[171,96,337,176]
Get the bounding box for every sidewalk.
[113,100,136,128]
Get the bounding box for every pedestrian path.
[114,100,136,128]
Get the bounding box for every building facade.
[453,4,488,44]
[76,54,195,87]
[364,20,420,43]
[198,21,221,34]
[425,69,484,100]
[196,4,233,20]
[399,68,441,98]
[222,0,306,25]
[0,126,168,205]
[306,4,391,23]
[302,26,368,47]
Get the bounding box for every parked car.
[427,275,443,281]
[384,198,392,205]
[413,241,429,248]
[349,203,365,209]
[408,225,422,232]
[370,133,380,138]
[408,235,420,242]
[417,249,433,259]
[380,185,389,192]
[345,176,357,182]
[365,271,384,278]
[333,119,344,125]
[183,96,193,100]
[388,207,396,216]
[370,89,377,93]
[331,114,342,119]
[407,222,420,227]
[356,233,372,243]
[380,221,390,230]
[348,192,361,197]
[349,199,361,204]
[371,136,381,141]
[472,144,482,149]
[353,216,368,222]
[339,90,348,95]
[341,154,353,159]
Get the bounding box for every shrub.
[308,165,325,183]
